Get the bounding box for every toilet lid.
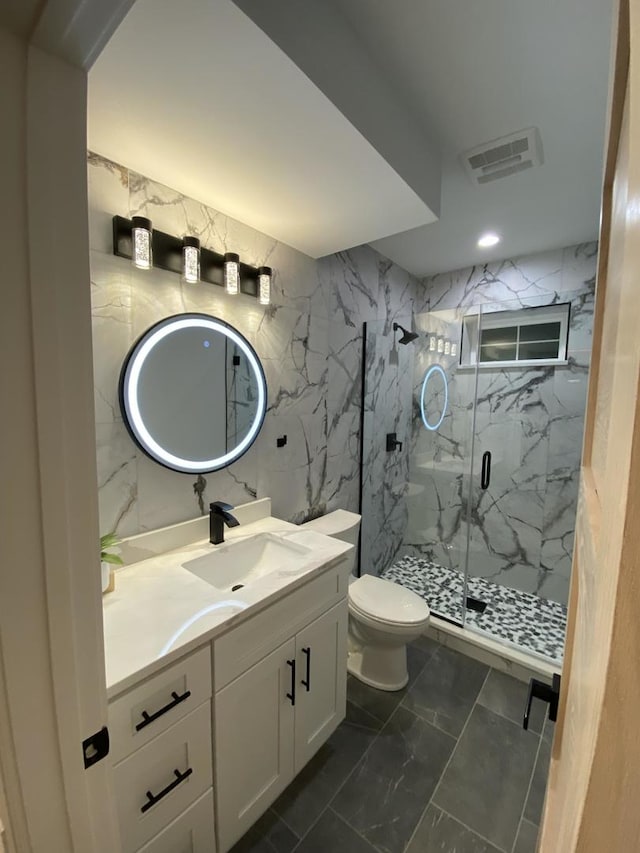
[350,575,430,626]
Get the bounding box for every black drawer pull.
[140,767,193,814]
[301,647,311,692]
[135,689,192,732]
[286,659,296,706]
[480,451,492,490]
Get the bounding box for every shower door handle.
[481,451,492,490]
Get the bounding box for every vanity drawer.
[113,702,213,853]
[214,559,348,690]
[135,788,215,853]
[109,646,212,764]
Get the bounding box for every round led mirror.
[119,313,267,473]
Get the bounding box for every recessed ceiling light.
[477,232,501,248]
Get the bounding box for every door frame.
[0,2,134,850]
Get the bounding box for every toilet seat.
[349,575,430,627]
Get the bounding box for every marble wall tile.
[257,410,328,524]
[318,247,380,329]
[90,252,132,425]
[326,408,361,513]
[95,421,138,537]
[360,316,415,574]
[87,153,129,254]
[400,246,598,606]
[89,153,409,537]
[377,257,418,329]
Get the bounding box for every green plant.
[100,532,124,566]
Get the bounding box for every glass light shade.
[131,216,152,270]
[182,236,200,284]
[224,253,240,296]
[257,266,272,306]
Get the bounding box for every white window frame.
[461,303,570,368]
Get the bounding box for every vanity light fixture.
[477,232,501,248]
[182,236,200,284]
[257,267,272,306]
[224,253,240,296]
[131,216,153,269]
[112,215,272,300]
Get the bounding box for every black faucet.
[209,501,240,545]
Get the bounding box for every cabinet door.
[294,601,348,772]
[214,638,296,853]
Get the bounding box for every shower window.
[461,303,570,367]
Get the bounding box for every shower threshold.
[381,556,567,666]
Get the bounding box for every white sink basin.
[182,533,312,592]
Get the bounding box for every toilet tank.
[301,510,361,574]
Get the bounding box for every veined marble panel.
[90,252,132,425]
[96,421,138,537]
[257,409,328,524]
[318,247,380,329]
[90,153,406,536]
[402,249,597,607]
[360,316,414,574]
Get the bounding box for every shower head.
[393,322,419,345]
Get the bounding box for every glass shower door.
[463,296,581,661]
[400,306,480,624]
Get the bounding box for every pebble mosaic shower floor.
[381,556,567,665]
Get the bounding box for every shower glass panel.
[363,288,591,664]
[361,308,479,624]
[463,293,588,658]
[404,307,480,623]
[360,317,418,578]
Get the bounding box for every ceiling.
[332,0,613,275]
[89,0,614,275]
[88,0,437,259]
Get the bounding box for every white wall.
[0,22,120,853]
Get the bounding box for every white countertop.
[102,515,352,698]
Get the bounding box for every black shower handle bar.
[481,451,492,490]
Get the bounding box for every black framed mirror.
[119,313,267,473]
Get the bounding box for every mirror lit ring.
[420,364,448,431]
[119,313,266,473]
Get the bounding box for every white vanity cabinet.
[107,555,349,853]
[108,646,216,853]
[213,589,348,852]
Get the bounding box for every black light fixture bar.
[112,215,258,297]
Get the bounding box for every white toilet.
[302,510,430,691]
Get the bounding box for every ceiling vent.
[462,127,544,185]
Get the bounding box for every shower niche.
[360,290,594,665]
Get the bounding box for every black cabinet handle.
[140,767,193,813]
[480,451,492,490]
[135,689,192,732]
[286,659,296,706]
[523,674,561,730]
[301,647,311,692]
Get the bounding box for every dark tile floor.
[231,638,553,853]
